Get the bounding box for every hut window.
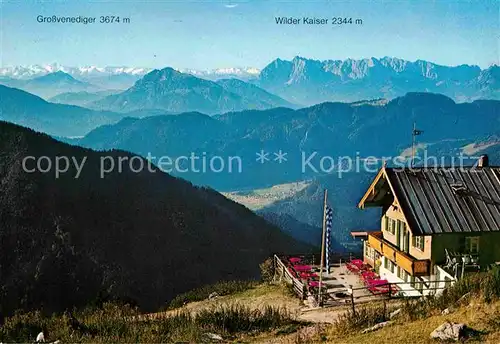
[465,236,480,254]
[385,216,396,235]
[413,236,425,251]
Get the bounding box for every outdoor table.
[368,279,388,286]
[308,281,323,287]
[300,272,318,279]
[351,259,364,267]
[293,265,312,272]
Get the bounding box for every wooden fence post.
[273,255,277,282]
[383,299,387,320]
[350,284,355,314]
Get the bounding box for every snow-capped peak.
[0,64,153,79]
[178,67,261,80]
[0,64,261,80]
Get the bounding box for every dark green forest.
[0,121,308,317]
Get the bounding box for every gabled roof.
[359,166,500,236]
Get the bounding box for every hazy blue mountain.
[91,67,295,114]
[76,93,500,191]
[1,71,101,99]
[0,120,308,316]
[0,76,25,90]
[82,73,144,90]
[216,78,295,108]
[48,89,120,107]
[0,85,124,137]
[255,56,499,105]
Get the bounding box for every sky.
[1,0,498,70]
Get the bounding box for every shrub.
[260,257,275,282]
[481,265,500,302]
[195,303,294,334]
[0,311,47,343]
[332,304,388,335]
[400,297,433,321]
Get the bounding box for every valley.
[222,181,311,211]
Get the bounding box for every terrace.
[274,255,400,307]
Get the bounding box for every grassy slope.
[335,301,500,344]
[3,282,500,343]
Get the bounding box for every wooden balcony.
[368,231,430,276]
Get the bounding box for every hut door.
[403,229,410,254]
[396,221,401,249]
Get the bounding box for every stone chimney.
[478,154,489,168]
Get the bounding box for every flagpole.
[318,189,328,307]
[411,122,416,168]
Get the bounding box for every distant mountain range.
[2,57,498,104]
[90,67,294,114]
[0,64,151,79]
[0,120,307,316]
[256,57,499,105]
[0,64,260,80]
[75,92,500,191]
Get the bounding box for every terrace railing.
[273,254,306,300]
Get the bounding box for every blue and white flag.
[325,205,334,271]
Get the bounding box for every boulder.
[208,292,219,300]
[205,333,223,341]
[36,332,45,342]
[389,308,401,319]
[430,322,467,341]
[441,308,450,315]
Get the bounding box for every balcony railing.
[368,231,430,277]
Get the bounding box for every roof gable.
[381,167,500,235]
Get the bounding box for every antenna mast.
[411,122,423,168]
